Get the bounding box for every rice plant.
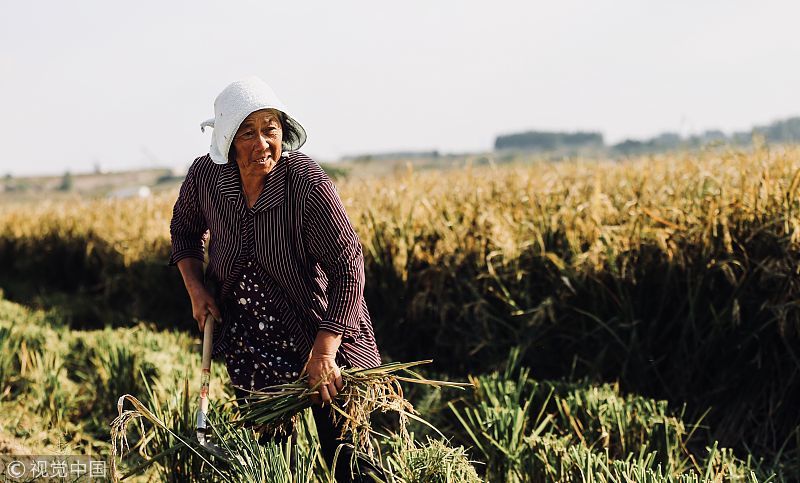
[74,336,159,429]
[210,417,318,483]
[380,435,482,483]
[111,390,225,481]
[449,350,554,480]
[26,349,73,426]
[111,388,323,482]
[0,325,21,400]
[449,354,775,482]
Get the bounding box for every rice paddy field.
[1,144,799,481]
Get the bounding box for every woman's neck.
[237,158,278,208]
[240,174,264,208]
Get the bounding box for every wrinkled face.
[232,109,283,177]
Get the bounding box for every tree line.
[495,116,800,155]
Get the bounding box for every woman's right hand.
[188,285,221,331]
[177,258,221,332]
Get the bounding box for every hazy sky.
[1,0,799,176]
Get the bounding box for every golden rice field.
[3,145,800,277]
[1,145,799,481]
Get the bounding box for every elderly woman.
[169,77,381,478]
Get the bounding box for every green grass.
[447,350,775,482]
[0,297,791,481]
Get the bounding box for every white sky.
[1,0,799,176]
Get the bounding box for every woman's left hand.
[307,354,344,405]
[307,329,344,405]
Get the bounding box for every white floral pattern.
[224,262,302,390]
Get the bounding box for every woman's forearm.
[177,257,220,328]
[311,329,343,359]
[177,258,205,294]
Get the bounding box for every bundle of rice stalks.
[237,360,471,453]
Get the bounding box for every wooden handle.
[197,313,216,432]
[201,313,215,372]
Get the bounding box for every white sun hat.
[200,76,307,165]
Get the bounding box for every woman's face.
[232,109,283,178]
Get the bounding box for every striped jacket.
[169,152,381,369]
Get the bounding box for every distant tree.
[494,131,603,151]
[686,130,728,148]
[495,116,800,156]
[701,130,726,142]
[320,163,349,180]
[732,131,753,145]
[58,171,74,192]
[562,132,604,146]
[653,132,682,149]
[612,139,646,155]
[756,117,800,143]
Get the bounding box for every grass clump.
[27,350,74,425]
[449,350,775,482]
[382,436,482,483]
[0,325,21,399]
[82,339,159,419]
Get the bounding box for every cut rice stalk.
[109,394,226,482]
[236,360,471,453]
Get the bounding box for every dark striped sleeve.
[169,163,208,266]
[303,180,364,338]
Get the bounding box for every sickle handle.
[201,313,215,372]
[197,313,216,432]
